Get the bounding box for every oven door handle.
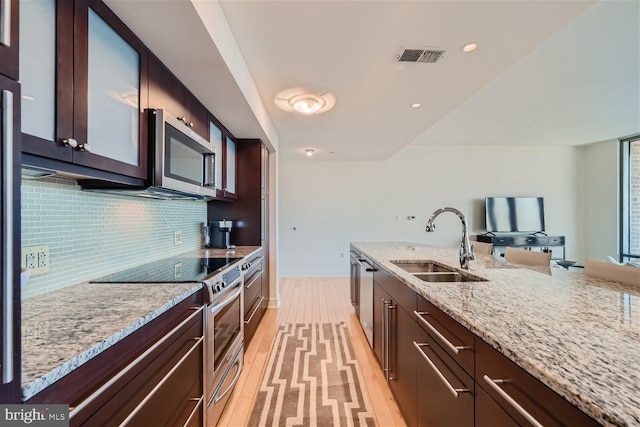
[214,348,243,404]
[210,284,242,316]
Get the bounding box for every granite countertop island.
[351,242,639,427]
[21,246,261,401]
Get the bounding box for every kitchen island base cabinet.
[415,326,474,427]
[476,338,600,427]
[372,279,417,427]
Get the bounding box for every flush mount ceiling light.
[462,42,478,53]
[275,87,336,115]
[411,103,421,109]
[305,148,315,157]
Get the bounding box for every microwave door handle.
[203,153,215,187]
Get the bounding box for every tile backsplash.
[21,176,207,298]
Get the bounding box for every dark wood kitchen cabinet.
[27,290,205,427]
[207,116,237,200]
[372,275,417,427]
[148,54,209,141]
[209,139,270,311]
[0,73,23,404]
[0,0,19,80]
[415,323,474,427]
[20,0,149,182]
[360,260,603,427]
[475,337,600,427]
[243,250,265,347]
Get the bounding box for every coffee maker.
[207,220,234,249]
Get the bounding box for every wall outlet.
[174,231,182,246]
[22,245,50,275]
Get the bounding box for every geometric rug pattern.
[248,322,376,426]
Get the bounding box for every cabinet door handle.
[483,375,544,427]
[2,90,13,384]
[414,310,467,355]
[386,301,396,382]
[0,0,11,47]
[62,138,78,148]
[413,342,469,398]
[382,299,389,382]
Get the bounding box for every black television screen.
[485,197,545,233]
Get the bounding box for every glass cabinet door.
[72,0,148,180]
[19,0,56,142]
[0,0,19,80]
[210,120,223,192]
[20,0,74,162]
[225,136,236,197]
[86,7,139,166]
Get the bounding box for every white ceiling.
[106,0,639,161]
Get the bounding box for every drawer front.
[244,258,263,284]
[415,296,474,375]
[373,264,416,312]
[476,385,518,427]
[244,270,263,316]
[121,338,203,426]
[244,296,265,347]
[476,338,599,427]
[415,326,474,427]
[72,308,204,426]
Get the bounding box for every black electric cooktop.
[91,257,241,283]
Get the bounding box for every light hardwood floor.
[215,277,407,427]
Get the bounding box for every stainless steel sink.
[413,272,485,283]
[390,261,454,274]
[390,260,487,283]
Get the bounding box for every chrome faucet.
[426,207,475,270]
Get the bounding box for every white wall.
[278,145,581,276]
[578,139,619,262]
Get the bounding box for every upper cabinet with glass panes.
[209,115,237,200]
[19,0,148,180]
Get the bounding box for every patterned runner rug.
[248,322,375,426]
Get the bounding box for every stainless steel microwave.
[81,109,217,200]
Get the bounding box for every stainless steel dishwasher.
[354,254,375,347]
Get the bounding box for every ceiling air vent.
[397,48,445,63]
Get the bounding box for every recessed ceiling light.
[305,148,315,157]
[462,42,478,53]
[411,103,421,109]
[275,88,336,115]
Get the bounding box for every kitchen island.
[352,242,639,427]
[20,246,260,402]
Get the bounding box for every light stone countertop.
[351,242,639,427]
[21,246,261,401]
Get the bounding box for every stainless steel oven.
[205,265,244,426]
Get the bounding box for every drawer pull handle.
[244,271,261,290]
[414,310,467,355]
[483,375,544,427]
[121,336,204,426]
[244,296,264,325]
[182,396,203,427]
[413,341,469,398]
[70,307,204,418]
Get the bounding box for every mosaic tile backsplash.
[21,177,207,298]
